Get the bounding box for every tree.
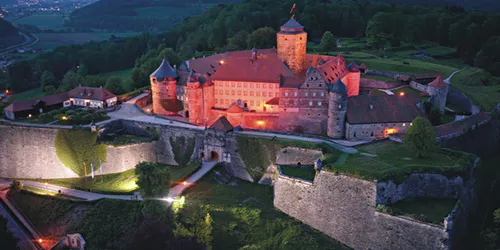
[247,27,276,49]
[59,71,82,92]
[104,76,125,95]
[226,30,249,51]
[404,117,436,158]
[319,31,336,53]
[40,70,58,90]
[77,63,89,76]
[135,162,170,198]
[0,216,18,250]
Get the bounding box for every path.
[166,161,218,199]
[378,89,394,95]
[444,68,465,84]
[236,131,358,153]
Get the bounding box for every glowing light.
[256,121,265,126]
[61,116,68,120]
[399,92,405,96]
[403,123,406,127]
[219,60,224,64]
[38,239,43,243]
[147,109,151,112]
[183,181,188,185]
[5,89,9,94]
[44,182,48,185]
[28,114,32,118]
[165,197,174,202]
[385,129,397,135]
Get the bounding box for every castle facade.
[150,18,426,140]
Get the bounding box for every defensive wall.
[274,159,478,250]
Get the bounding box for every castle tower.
[185,71,203,124]
[277,18,307,75]
[327,79,348,138]
[427,75,449,114]
[150,58,178,116]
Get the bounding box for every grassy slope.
[280,165,316,181]
[450,67,500,111]
[362,74,396,82]
[8,88,45,102]
[30,32,138,50]
[325,140,474,182]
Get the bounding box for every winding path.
[444,68,466,84]
[0,32,39,56]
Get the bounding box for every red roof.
[226,104,244,113]
[428,75,447,87]
[306,54,347,83]
[211,52,293,83]
[265,97,280,105]
[68,86,116,101]
[209,116,234,132]
[346,94,425,124]
[4,92,68,112]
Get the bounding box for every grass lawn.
[441,112,457,125]
[391,198,457,224]
[279,165,316,181]
[97,68,133,81]
[324,140,474,182]
[362,74,396,82]
[32,169,138,194]
[392,87,424,97]
[8,88,45,102]
[169,162,201,186]
[450,67,500,111]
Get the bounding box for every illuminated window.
[309,101,313,106]
[305,92,308,97]
[321,92,325,97]
[263,92,267,97]
[294,92,297,97]
[403,123,406,127]
[318,101,322,106]
[263,84,267,88]
[285,92,288,97]
[313,92,316,97]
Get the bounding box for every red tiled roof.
[68,87,116,101]
[428,75,447,87]
[265,97,280,105]
[4,92,68,112]
[346,94,425,124]
[280,75,305,88]
[209,116,234,132]
[306,54,347,83]
[226,104,244,113]
[211,52,293,83]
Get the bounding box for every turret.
[150,58,178,115]
[327,79,348,138]
[427,75,448,114]
[185,71,203,124]
[277,18,307,75]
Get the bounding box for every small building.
[345,94,425,140]
[3,92,68,120]
[359,63,368,74]
[65,86,117,109]
[398,75,411,84]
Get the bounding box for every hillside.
[0,18,23,49]
[359,0,500,12]
[0,0,16,7]
[66,0,242,32]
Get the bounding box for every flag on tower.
[290,3,296,14]
[91,158,95,179]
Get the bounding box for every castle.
[151,18,440,140]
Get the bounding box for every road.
[0,32,39,56]
[167,161,218,199]
[236,131,358,153]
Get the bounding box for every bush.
[55,129,107,176]
[169,136,195,166]
[135,162,170,198]
[404,117,436,158]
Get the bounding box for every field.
[391,198,458,224]
[13,13,66,31]
[450,68,500,112]
[324,140,474,182]
[28,32,138,50]
[8,88,45,102]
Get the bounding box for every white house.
[64,86,117,109]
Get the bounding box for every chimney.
[312,54,320,68]
[369,104,373,110]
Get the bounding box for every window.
[225,82,229,87]
[307,84,310,87]
[308,113,310,117]
[321,92,324,97]
[318,101,322,106]
[225,99,229,105]
[275,93,279,97]
[232,90,235,96]
[243,91,247,96]
[238,82,241,87]
[269,92,272,97]
[256,83,260,88]
[244,83,247,88]
[353,132,356,138]
[338,104,342,109]
[256,92,260,97]
[317,113,321,117]
[263,92,267,97]
[263,84,267,88]
[250,91,254,96]
[225,90,230,95]
[305,92,308,97]
[250,83,254,88]
[257,101,260,106]
[319,84,322,87]
[250,100,254,105]
[313,92,316,97]
[294,92,298,97]
[215,99,218,104]
[403,123,406,127]
[285,92,288,97]
[371,132,374,137]
[231,82,235,87]
[309,101,313,106]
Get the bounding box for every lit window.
[309,101,313,106]
[263,84,267,88]
[318,101,322,106]
[285,92,288,97]
[313,92,316,97]
[256,83,260,88]
[321,92,324,97]
[263,92,267,97]
[338,104,342,109]
[403,123,406,127]
[305,92,308,97]
[294,92,298,97]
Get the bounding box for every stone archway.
[210,151,219,161]
[185,110,189,118]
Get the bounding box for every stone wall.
[273,171,450,249]
[346,121,410,140]
[447,87,474,114]
[410,81,429,93]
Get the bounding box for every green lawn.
[391,198,457,224]
[362,74,396,82]
[169,162,201,186]
[279,165,316,181]
[8,88,45,102]
[97,68,133,81]
[324,140,474,182]
[450,67,500,111]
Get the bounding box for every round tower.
[327,79,348,138]
[277,18,307,75]
[427,75,449,114]
[150,58,178,116]
[186,71,203,124]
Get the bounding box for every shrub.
[135,162,170,198]
[404,117,436,158]
[55,129,107,176]
[169,136,195,166]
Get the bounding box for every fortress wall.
[0,125,79,179]
[274,171,450,249]
[447,87,474,114]
[102,142,157,175]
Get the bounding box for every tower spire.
[290,3,296,17]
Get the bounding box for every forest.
[1,0,500,102]
[0,18,23,49]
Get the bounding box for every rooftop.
[68,86,116,101]
[150,58,177,80]
[209,116,234,132]
[4,92,68,112]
